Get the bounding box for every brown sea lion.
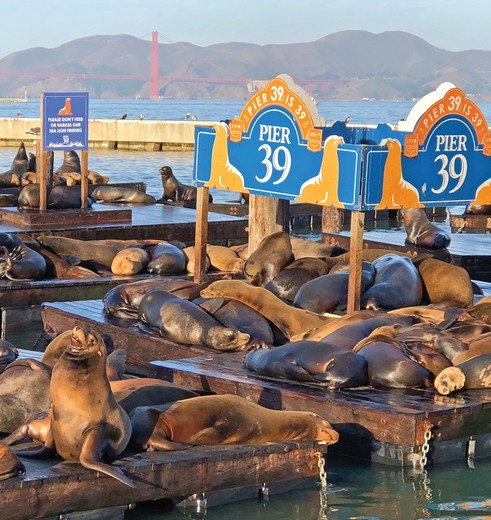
[451,333,491,365]
[0,442,25,480]
[434,352,491,395]
[200,280,339,339]
[103,278,202,320]
[294,261,375,313]
[17,184,93,209]
[289,237,346,260]
[403,208,451,249]
[87,170,110,184]
[0,142,27,187]
[467,296,491,324]
[0,232,46,281]
[0,339,18,373]
[206,245,244,273]
[388,305,470,326]
[401,343,453,376]
[90,185,156,205]
[264,257,329,302]
[111,247,150,275]
[182,246,211,275]
[130,394,339,451]
[444,321,491,342]
[412,256,474,307]
[198,297,274,347]
[356,338,433,389]
[147,242,187,275]
[244,231,293,286]
[54,150,81,174]
[360,254,423,310]
[159,165,212,204]
[245,341,368,388]
[138,290,251,351]
[33,243,99,279]
[4,327,134,487]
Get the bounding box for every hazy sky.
[1,0,490,58]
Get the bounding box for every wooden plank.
[321,206,343,233]
[347,210,365,312]
[0,441,325,520]
[81,149,88,209]
[248,195,289,255]
[194,186,210,284]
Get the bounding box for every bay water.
[0,99,490,519]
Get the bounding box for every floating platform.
[0,440,325,520]
[41,300,491,465]
[149,353,491,466]
[450,211,491,232]
[322,229,491,282]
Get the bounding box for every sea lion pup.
[159,165,213,204]
[200,280,339,339]
[245,341,368,388]
[434,352,491,395]
[0,442,25,481]
[412,256,474,308]
[103,278,203,320]
[264,257,329,302]
[244,231,293,286]
[147,242,187,275]
[111,247,151,275]
[294,260,375,314]
[0,232,46,281]
[355,338,434,389]
[360,253,423,310]
[89,185,156,205]
[138,290,251,351]
[402,208,451,249]
[130,394,339,451]
[4,327,135,488]
[0,142,27,187]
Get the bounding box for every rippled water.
[1,99,490,519]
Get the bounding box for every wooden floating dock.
[323,229,491,282]
[42,300,491,465]
[0,440,325,520]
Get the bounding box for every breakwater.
[0,118,214,151]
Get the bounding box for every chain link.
[419,423,433,470]
[316,451,329,520]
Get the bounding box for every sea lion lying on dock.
[0,232,46,281]
[130,394,339,451]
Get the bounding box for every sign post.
[41,92,89,209]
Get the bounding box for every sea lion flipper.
[80,425,136,488]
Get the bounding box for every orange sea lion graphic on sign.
[207,122,245,192]
[375,138,423,209]
[472,178,491,206]
[296,135,344,207]
[58,98,72,116]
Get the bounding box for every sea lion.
[289,237,346,260]
[245,341,368,388]
[467,297,491,324]
[54,150,81,174]
[198,297,274,347]
[294,261,375,313]
[138,290,251,351]
[356,338,433,389]
[159,165,212,204]
[0,142,27,187]
[244,231,294,286]
[0,442,25,481]
[206,245,244,273]
[465,204,491,215]
[452,332,491,364]
[0,359,52,434]
[403,208,451,249]
[103,278,202,320]
[17,184,93,209]
[200,280,339,339]
[388,304,469,326]
[361,254,423,310]
[0,339,18,373]
[147,242,187,275]
[129,394,339,451]
[413,256,474,308]
[0,232,46,281]
[4,327,134,487]
[90,185,156,205]
[264,257,329,302]
[33,243,99,279]
[182,246,211,275]
[87,170,109,184]
[111,247,151,275]
[434,353,491,395]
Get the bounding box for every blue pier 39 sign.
[43,92,89,151]
[194,74,362,211]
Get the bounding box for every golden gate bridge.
[0,32,341,98]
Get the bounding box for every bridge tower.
[150,31,159,99]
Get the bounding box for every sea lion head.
[296,412,339,445]
[65,326,106,362]
[211,328,251,351]
[159,166,175,179]
[434,366,466,395]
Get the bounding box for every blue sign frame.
[43,92,89,151]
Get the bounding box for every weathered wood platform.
[322,229,491,281]
[41,299,491,465]
[0,441,325,520]
[450,211,491,232]
[149,354,491,466]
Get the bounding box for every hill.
[1,31,490,101]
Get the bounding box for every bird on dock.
[140,114,145,121]
[344,116,351,124]
[120,114,127,120]
[14,112,21,118]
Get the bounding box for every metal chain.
[419,423,433,470]
[316,451,329,520]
